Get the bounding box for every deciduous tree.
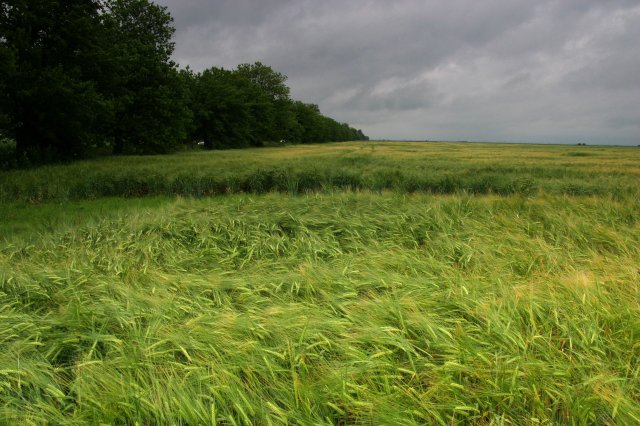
[0,0,110,163]
[102,0,191,154]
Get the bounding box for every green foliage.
[0,3,367,163]
[1,143,640,423]
[102,0,192,155]
[1,191,639,424]
[289,101,367,144]
[0,137,16,169]
[191,67,269,149]
[0,0,191,160]
[235,61,290,102]
[1,141,637,202]
[188,64,368,149]
[0,0,111,163]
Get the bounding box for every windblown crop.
[1,142,639,424]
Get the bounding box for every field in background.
[2,141,640,202]
[1,142,639,424]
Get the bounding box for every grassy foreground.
[1,142,640,424]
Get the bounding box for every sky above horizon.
[156,0,640,145]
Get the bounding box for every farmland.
[1,142,639,424]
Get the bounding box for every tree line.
[0,0,368,165]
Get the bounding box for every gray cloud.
[156,0,640,144]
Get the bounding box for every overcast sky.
[156,0,640,144]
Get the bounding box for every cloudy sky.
[156,0,640,145]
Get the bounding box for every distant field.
[1,142,639,424]
[2,141,640,202]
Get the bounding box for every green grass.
[1,142,640,424]
[2,142,639,201]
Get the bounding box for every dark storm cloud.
[156,0,640,144]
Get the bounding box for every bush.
[0,138,17,170]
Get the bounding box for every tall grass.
[1,142,640,423]
[1,142,639,201]
[1,192,639,424]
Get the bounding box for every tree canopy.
[0,0,368,165]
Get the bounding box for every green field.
[1,142,639,424]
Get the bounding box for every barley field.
[1,142,639,424]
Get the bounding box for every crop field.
[1,142,640,424]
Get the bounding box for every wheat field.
[1,142,639,424]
